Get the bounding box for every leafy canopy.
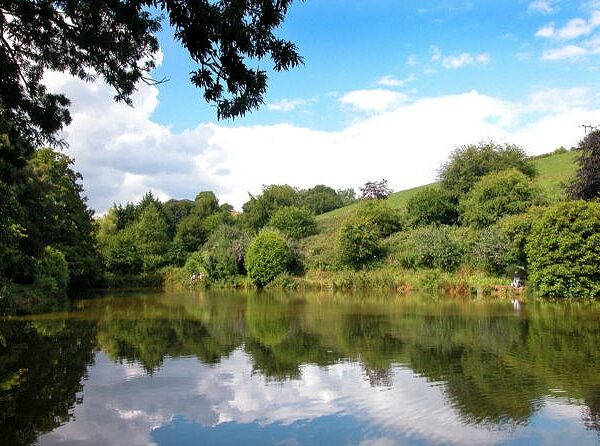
[438,141,535,197]
[0,1,302,146]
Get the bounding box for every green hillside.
[318,150,579,223]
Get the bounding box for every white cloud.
[541,44,588,60]
[442,52,491,68]
[267,98,307,112]
[536,10,600,40]
[528,0,558,15]
[48,72,600,213]
[536,24,556,38]
[376,75,405,87]
[338,89,408,112]
[406,54,418,66]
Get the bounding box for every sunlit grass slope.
[317,150,579,224]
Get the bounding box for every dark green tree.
[20,148,101,286]
[569,130,600,200]
[242,184,301,230]
[300,185,344,215]
[0,1,302,146]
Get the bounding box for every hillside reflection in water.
[1,290,599,445]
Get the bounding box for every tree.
[131,202,169,271]
[406,187,459,227]
[21,148,101,286]
[460,169,543,228]
[268,206,317,239]
[300,185,344,215]
[359,179,392,200]
[438,141,536,197]
[526,201,600,298]
[0,1,302,147]
[242,184,301,230]
[569,130,600,200]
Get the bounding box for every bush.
[438,141,535,197]
[356,201,403,237]
[245,229,295,287]
[395,226,463,272]
[268,206,317,239]
[337,215,382,269]
[406,187,459,227]
[525,201,600,298]
[460,169,543,228]
[469,227,511,274]
[34,246,69,296]
[496,210,541,268]
[300,185,344,215]
[200,225,251,282]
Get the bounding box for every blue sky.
[50,0,600,211]
[150,0,600,131]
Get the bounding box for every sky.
[49,0,600,212]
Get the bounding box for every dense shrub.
[395,226,463,272]
[356,201,403,237]
[337,216,382,269]
[469,227,511,274]
[526,201,600,298]
[268,206,317,239]
[460,169,543,228]
[569,130,600,200]
[406,187,459,227]
[200,225,251,282]
[438,141,535,197]
[245,229,295,287]
[34,246,69,296]
[496,210,541,268]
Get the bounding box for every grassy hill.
[317,150,579,224]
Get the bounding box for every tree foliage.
[0,1,302,146]
[569,130,600,200]
[460,169,543,228]
[268,206,317,240]
[337,216,381,269]
[438,142,535,197]
[406,187,459,227]
[526,201,600,298]
[359,179,392,200]
[242,184,301,230]
[245,229,294,287]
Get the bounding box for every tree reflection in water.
[1,290,599,445]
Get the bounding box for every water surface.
[1,290,599,445]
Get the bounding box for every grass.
[317,150,579,225]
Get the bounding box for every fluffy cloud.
[48,72,600,214]
[338,89,409,112]
[536,10,600,40]
[267,98,308,112]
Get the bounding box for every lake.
[1,290,599,445]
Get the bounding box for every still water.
[1,290,599,445]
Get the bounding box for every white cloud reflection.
[37,350,596,446]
